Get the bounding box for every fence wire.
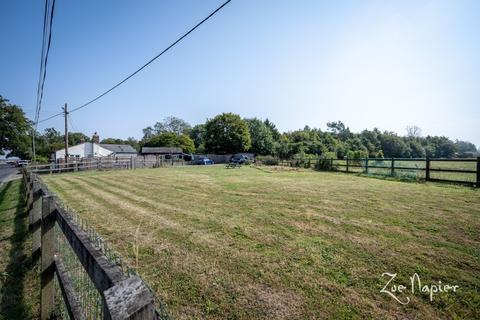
[32,172,172,319]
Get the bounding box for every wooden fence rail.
[276,157,480,187]
[23,169,165,319]
[28,157,187,174]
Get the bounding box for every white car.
[17,160,30,167]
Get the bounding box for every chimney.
[92,132,100,144]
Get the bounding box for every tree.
[126,137,140,151]
[189,124,206,148]
[142,132,195,153]
[455,140,477,157]
[245,118,274,155]
[264,118,280,140]
[153,116,191,135]
[0,96,31,158]
[326,121,352,140]
[406,125,422,138]
[407,139,426,158]
[101,138,125,144]
[204,113,251,154]
[142,126,154,140]
[379,133,410,157]
[425,136,456,158]
[68,132,90,145]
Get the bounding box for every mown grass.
[42,166,480,319]
[0,180,40,319]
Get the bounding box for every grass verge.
[0,180,39,319]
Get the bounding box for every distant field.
[42,166,480,319]
[330,159,477,183]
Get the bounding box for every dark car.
[192,156,214,165]
[230,154,249,164]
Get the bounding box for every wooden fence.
[28,156,186,174]
[23,169,170,319]
[277,157,480,187]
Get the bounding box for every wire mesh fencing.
[52,197,171,319]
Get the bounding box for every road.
[0,164,21,185]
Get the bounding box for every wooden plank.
[429,158,477,162]
[391,166,425,171]
[426,158,430,181]
[429,168,476,174]
[41,195,56,320]
[104,276,156,320]
[477,157,480,188]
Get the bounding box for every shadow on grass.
[0,180,38,319]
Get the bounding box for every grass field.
[42,166,480,319]
[329,159,478,183]
[0,180,39,319]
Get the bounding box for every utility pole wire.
[36,0,231,124]
[36,0,56,127]
[33,0,55,162]
[34,0,49,125]
[33,0,53,162]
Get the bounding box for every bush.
[33,156,50,164]
[315,152,336,170]
[256,155,279,166]
[292,153,317,168]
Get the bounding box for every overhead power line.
[35,0,56,128]
[34,0,49,126]
[37,0,231,124]
[33,0,55,162]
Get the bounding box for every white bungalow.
[55,132,137,161]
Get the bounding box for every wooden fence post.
[476,157,480,188]
[425,157,430,181]
[41,195,56,319]
[391,158,395,176]
[346,157,349,173]
[330,158,333,171]
[365,157,369,174]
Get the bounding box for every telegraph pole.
[32,129,37,163]
[62,103,69,163]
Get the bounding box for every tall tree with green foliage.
[204,113,251,154]
[245,118,274,155]
[189,124,206,148]
[0,96,31,158]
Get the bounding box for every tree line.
[140,114,478,159]
[1,95,478,161]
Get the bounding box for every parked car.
[192,156,214,165]
[230,154,249,164]
[17,160,30,167]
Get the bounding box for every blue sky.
[1,0,479,145]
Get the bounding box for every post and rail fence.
[275,157,480,187]
[23,169,171,319]
[28,156,186,174]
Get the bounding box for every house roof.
[141,147,183,154]
[99,144,137,154]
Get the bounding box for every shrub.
[315,152,336,170]
[256,155,279,166]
